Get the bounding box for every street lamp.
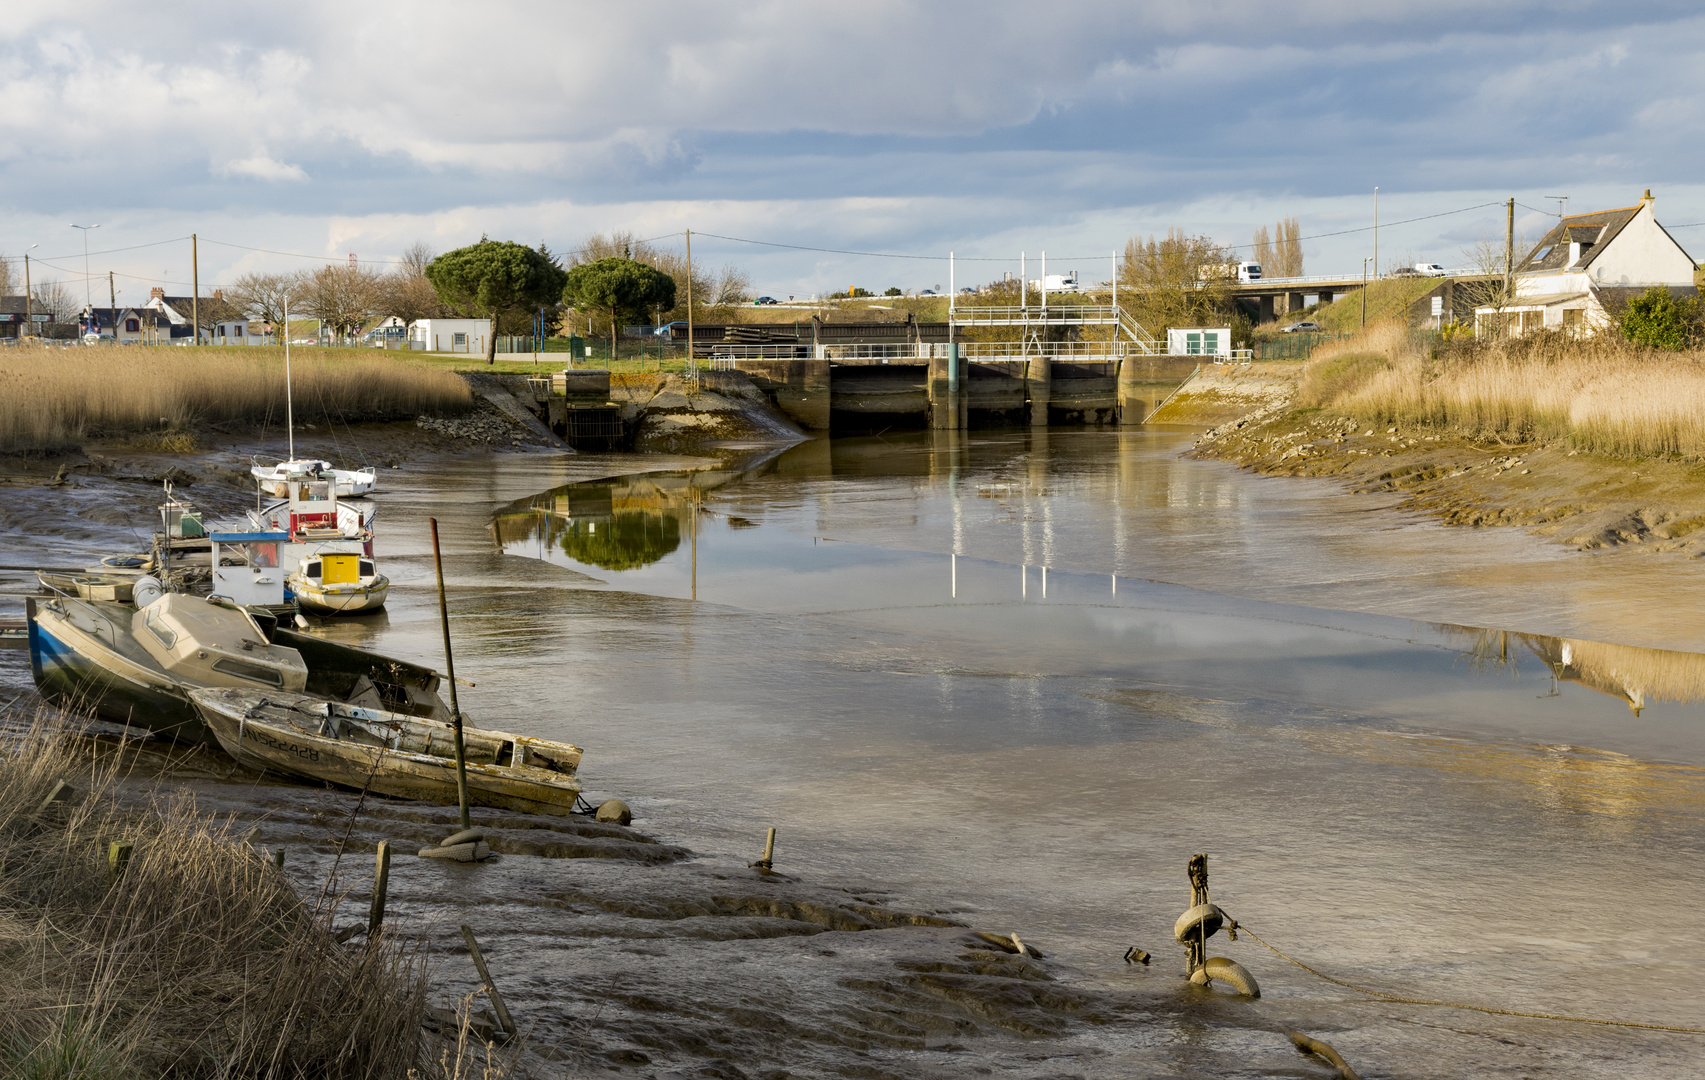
[70,224,100,308]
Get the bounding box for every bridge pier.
[1318,289,1334,306]
[1257,295,1274,323]
[1025,355,1051,427]
[1287,291,1305,314]
[929,345,965,429]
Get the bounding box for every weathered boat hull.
[290,577,389,615]
[26,597,213,743]
[192,689,583,815]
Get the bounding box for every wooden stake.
[751,827,776,870]
[430,518,472,831]
[368,840,392,936]
[460,925,516,1037]
[107,840,133,884]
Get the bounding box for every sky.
[3,0,1704,303]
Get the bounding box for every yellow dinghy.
[189,687,583,816]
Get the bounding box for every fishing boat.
[245,467,387,614]
[27,580,452,743]
[251,458,377,498]
[286,552,390,615]
[190,687,584,815]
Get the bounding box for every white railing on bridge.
[951,305,1122,325]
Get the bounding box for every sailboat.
[245,306,389,614]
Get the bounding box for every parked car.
[1414,263,1449,276]
[1280,321,1322,333]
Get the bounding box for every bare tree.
[398,240,435,277]
[562,230,753,335]
[1457,234,1534,336]
[0,253,14,297]
[1251,226,1274,278]
[225,271,306,342]
[31,279,78,322]
[1120,229,1234,335]
[377,243,445,330]
[1273,217,1303,277]
[300,263,382,345]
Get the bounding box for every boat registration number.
[253,729,321,762]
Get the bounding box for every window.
[452,332,468,349]
[212,657,284,687]
[125,318,139,332]
[144,607,177,649]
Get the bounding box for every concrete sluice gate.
[733,356,1202,434]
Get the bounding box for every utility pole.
[23,253,32,339]
[685,228,693,372]
[191,233,200,345]
[1504,197,1515,292]
[1373,186,1379,280]
[108,271,116,342]
[71,223,99,307]
[1361,257,1370,327]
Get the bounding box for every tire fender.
[1190,956,1259,997]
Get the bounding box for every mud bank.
[1181,364,1705,557]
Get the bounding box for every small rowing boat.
[189,687,584,815]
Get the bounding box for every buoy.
[595,799,632,825]
[1190,956,1260,997]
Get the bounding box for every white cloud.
[218,153,308,182]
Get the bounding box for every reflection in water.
[1442,624,1705,715]
[492,475,697,571]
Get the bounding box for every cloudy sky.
[2,0,1702,302]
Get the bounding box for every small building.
[1478,190,1698,336]
[0,296,54,339]
[364,315,408,346]
[409,318,490,354]
[1166,326,1232,358]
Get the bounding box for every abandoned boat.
[190,687,584,815]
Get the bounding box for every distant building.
[1478,191,1698,336]
[409,318,490,354]
[0,296,53,339]
[79,306,172,344]
[144,287,258,343]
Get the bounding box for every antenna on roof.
[1544,194,1568,219]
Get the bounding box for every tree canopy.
[1620,286,1699,350]
[425,239,568,362]
[562,258,677,362]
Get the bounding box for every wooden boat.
[190,688,584,815]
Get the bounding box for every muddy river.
[5,427,1705,1078]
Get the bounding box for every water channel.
[10,426,1705,1076]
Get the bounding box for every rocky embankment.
[1183,365,1705,557]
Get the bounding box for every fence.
[1255,333,1349,361]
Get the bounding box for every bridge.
[1224,271,1496,322]
[675,307,1206,432]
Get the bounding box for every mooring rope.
[1235,924,1705,1035]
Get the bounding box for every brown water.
[6,428,1705,1077]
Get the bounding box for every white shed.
[1166,326,1232,358]
[410,318,491,354]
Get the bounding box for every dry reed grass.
[1298,321,1705,458]
[0,345,473,451]
[0,708,499,1079]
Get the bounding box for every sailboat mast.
[284,292,295,460]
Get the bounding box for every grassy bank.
[0,345,473,452]
[0,712,436,1078]
[1300,322,1705,459]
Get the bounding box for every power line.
[0,236,191,264]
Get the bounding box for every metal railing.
[951,305,1123,325]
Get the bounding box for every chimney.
[150,286,165,301]
[212,289,223,301]
[1642,188,1655,209]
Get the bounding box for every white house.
[1478,190,1698,336]
[143,287,262,344]
[409,318,491,354]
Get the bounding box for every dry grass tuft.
[1297,323,1705,458]
[0,708,497,1079]
[0,345,473,451]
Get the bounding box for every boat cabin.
[132,593,308,692]
[210,530,288,607]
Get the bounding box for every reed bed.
[0,709,449,1078]
[1299,322,1705,458]
[0,346,473,451]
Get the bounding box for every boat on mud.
[190,687,584,815]
[27,581,449,744]
[251,458,377,498]
[245,467,388,614]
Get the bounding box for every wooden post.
[368,840,392,936]
[273,847,286,868]
[430,518,472,831]
[460,925,517,1037]
[108,840,134,884]
[685,228,693,373]
[752,827,776,870]
[192,233,200,346]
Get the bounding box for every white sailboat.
[251,458,377,498]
